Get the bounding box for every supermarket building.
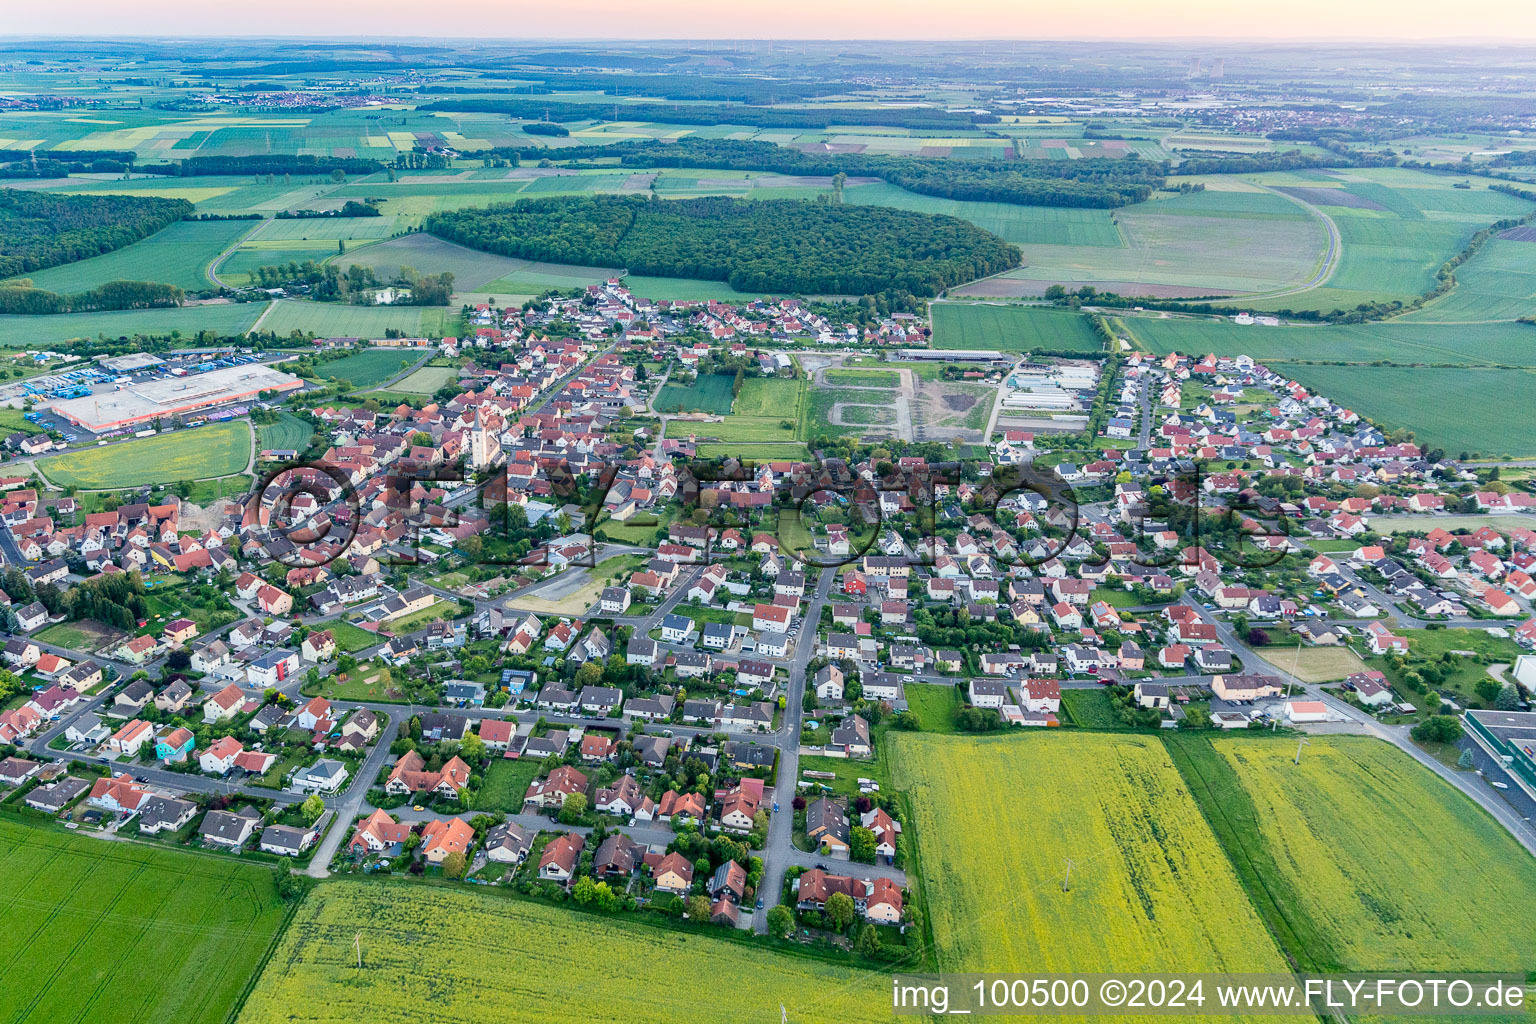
[49,364,302,433]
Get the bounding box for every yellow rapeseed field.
[1214,735,1536,973]
[891,732,1298,982]
[237,882,898,1024]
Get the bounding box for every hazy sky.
[8,0,1536,41]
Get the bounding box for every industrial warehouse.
[48,363,304,433]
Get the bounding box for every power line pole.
[354,931,362,968]
[1294,737,1310,765]
[1061,857,1074,892]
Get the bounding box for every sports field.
[931,303,1102,352]
[1172,735,1536,975]
[0,818,289,1024]
[0,302,266,348]
[257,299,453,339]
[236,882,895,1024]
[890,732,1296,989]
[11,218,252,294]
[38,420,251,488]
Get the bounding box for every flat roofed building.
[51,364,303,432]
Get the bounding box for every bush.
[1410,715,1463,744]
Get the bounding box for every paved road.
[754,566,833,933]
[1250,181,1343,299]
[306,712,402,877]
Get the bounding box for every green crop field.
[317,348,419,388]
[0,302,266,347]
[654,373,736,414]
[38,420,252,488]
[1170,735,1536,976]
[844,181,1124,246]
[249,216,398,242]
[332,233,525,291]
[1278,364,1536,455]
[0,818,288,1024]
[823,368,901,387]
[10,218,253,294]
[1401,238,1536,323]
[236,882,894,1024]
[931,303,1102,352]
[390,365,458,394]
[695,441,810,461]
[620,274,765,301]
[218,244,341,285]
[1122,315,1536,368]
[257,411,315,452]
[890,732,1296,992]
[973,184,1328,298]
[257,299,453,339]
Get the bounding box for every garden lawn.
[0,818,289,1024]
[235,881,895,1024]
[931,303,1102,352]
[38,421,250,489]
[890,731,1299,1000]
[901,682,960,732]
[468,758,542,813]
[1179,734,1536,975]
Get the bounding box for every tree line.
[0,188,191,279]
[133,154,384,177]
[426,194,1020,297]
[0,279,184,315]
[0,148,139,178]
[419,97,985,131]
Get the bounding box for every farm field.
[1401,237,1536,323]
[823,368,901,387]
[844,181,1124,246]
[218,243,341,285]
[1247,172,1536,314]
[257,299,454,339]
[654,373,735,415]
[973,185,1327,297]
[316,348,420,388]
[1278,364,1536,455]
[931,303,1102,352]
[389,365,458,394]
[890,731,1298,991]
[38,420,252,488]
[1252,644,1369,683]
[0,301,266,347]
[1174,734,1536,975]
[257,411,315,452]
[700,376,808,443]
[620,274,765,301]
[0,818,289,1024]
[9,218,252,293]
[235,882,895,1024]
[1122,314,1536,367]
[331,232,526,292]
